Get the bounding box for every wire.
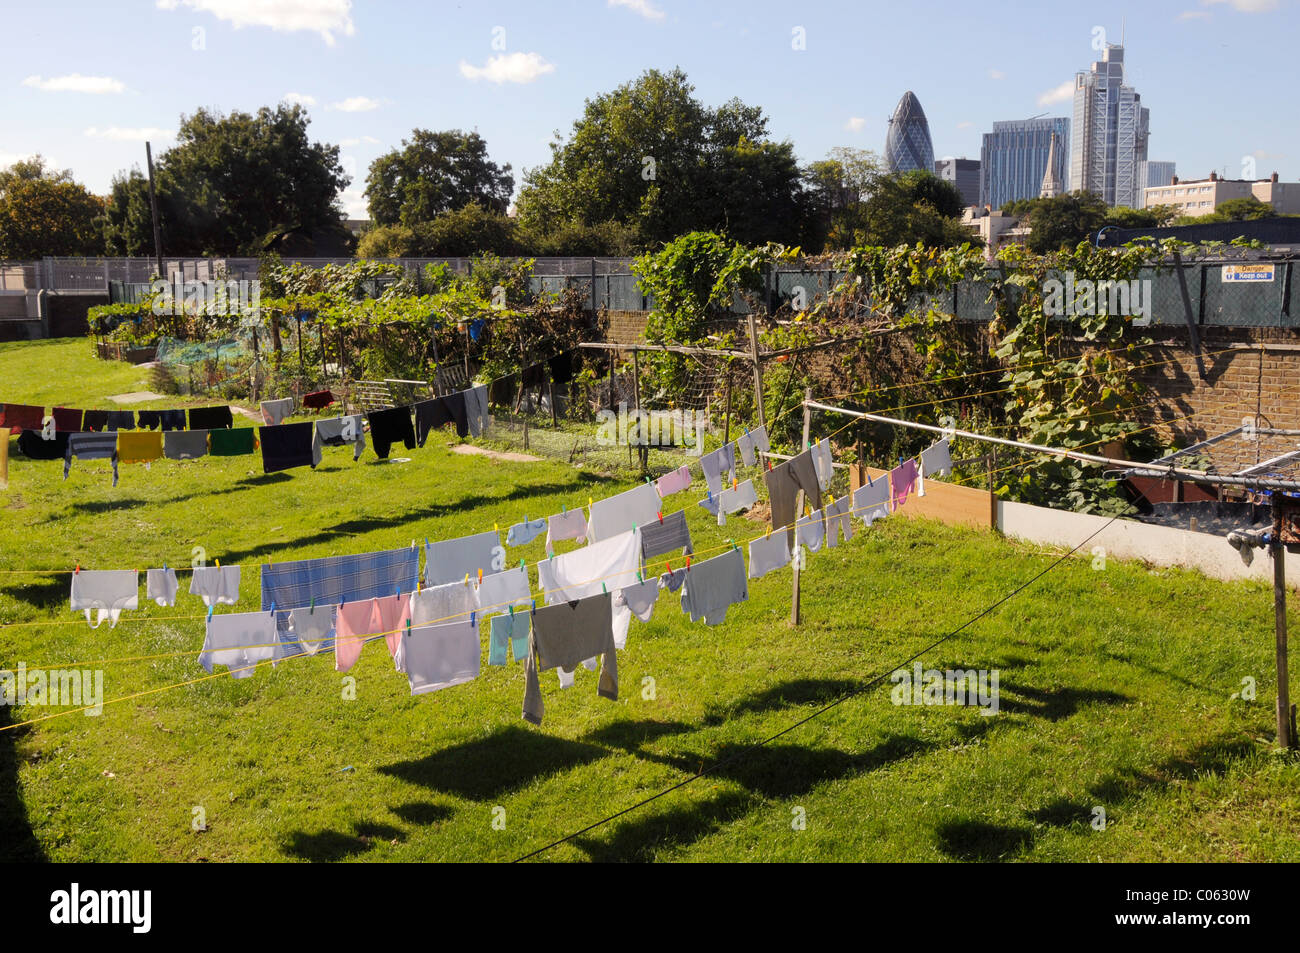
[511,508,1124,861]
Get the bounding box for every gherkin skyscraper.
[884,91,935,174]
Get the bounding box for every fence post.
[790,386,812,627]
[591,258,597,315]
[747,311,766,430]
[723,368,732,445]
[1272,499,1293,749]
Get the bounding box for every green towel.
[209,427,257,456]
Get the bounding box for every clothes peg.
[707,489,713,501]
[636,571,642,583]
[732,477,738,491]
[310,597,316,612]
[494,522,498,533]
[562,503,566,514]
[508,605,514,616]
[477,568,483,584]
[588,497,593,509]
[464,573,469,585]
[530,599,536,612]
[666,560,673,574]
[410,539,415,549]
[270,602,276,613]
[766,526,771,538]
[729,539,737,551]
[395,586,400,597]
[404,618,411,637]
[470,611,476,627]
[518,558,526,570]
[686,555,692,570]
[207,605,214,622]
[215,558,220,568]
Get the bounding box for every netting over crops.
[153,335,259,396]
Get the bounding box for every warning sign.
[1222,264,1276,282]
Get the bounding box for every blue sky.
[2,0,1295,216]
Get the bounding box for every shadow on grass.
[570,791,755,862]
[280,820,405,862]
[1087,734,1258,804]
[377,725,609,800]
[935,819,1035,861]
[996,681,1131,722]
[699,678,863,726]
[0,574,67,610]
[0,706,45,862]
[390,801,454,826]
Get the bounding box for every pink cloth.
[334,594,414,672]
[378,592,413,659]
[656,465,692,497]
[890,460,918,511]
[334,601,375,672]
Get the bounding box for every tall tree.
[1003,191,1109,252]
[364,129,513,227]
[801,147,882,250]
[858,170,970,249]
[103,104,349,256]
[516,68,806,248]
[0,156,104,258]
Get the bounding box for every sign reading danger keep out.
[1221,264,1276,282]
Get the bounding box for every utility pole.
[145,142,164,280]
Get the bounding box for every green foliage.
[0,156,104,258]
[357,203,520,258]
[516,68,804,248]
[1003,191,1109,253]
[855,170,973,250]
[364,129,513,226]
[990,241,1156,513]
[101,103,348,257]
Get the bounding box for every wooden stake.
[791,387,812,627]
[1272,500,1293,749]
[747,311,766,430]
[723,369,732,446]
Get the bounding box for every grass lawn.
[2,337,1299,862]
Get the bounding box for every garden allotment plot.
[2,339,1299,862]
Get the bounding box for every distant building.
[963,206,1031,261]
[341,218,371,238]
[1136,160,1176,204]
[1039,132,1064,199]
[979,117,1070,209]
[935,158,981,206]
[885,91,935,174]
[1069,43,1149,208]
[1142,171,1300,217]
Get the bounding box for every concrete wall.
[997,498,1298,587]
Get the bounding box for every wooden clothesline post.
[791,387,812,627]
[1271,498,1294,749]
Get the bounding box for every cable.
[511,509,1124,861]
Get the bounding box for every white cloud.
[22,73,125,94]
[1203,0,1278,11]
[1177,9,1212,18]
[330,96,382,112]
[1037,79,1075,107]
[608,0,665,20]
[85,126,173,141]
[337,186,367,218]
[458,52,555,85]
[844,117,867,132]
[156,0,355,45]
[339,136,379,146]
[0,152,42,169]
[282,91,316,106]
[988,69,1005,80]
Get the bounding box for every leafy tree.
[859,170,971,249]
[1104,204,1178,229]
[0,156,104,258]
[516,68,804,248]
[103,104,349,256]
[101,169,156,256]
[802,147,882,250]
[357,203,520,258]
[1214,196,1274,221]
[364,129,513,227]
[1003,191,1108,253]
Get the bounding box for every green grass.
[2,337,1299,862]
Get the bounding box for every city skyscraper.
[1136,160,1177,206]
[979,117,1070,209]
[1069,43,1150,208]
[935,158,981,206]
[884,91,935,174]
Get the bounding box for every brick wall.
[592,309,1300,473]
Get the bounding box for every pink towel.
[334,600,378,673]
[377,592,413,659]
[656,465,692,497]
[890,459,918,511]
